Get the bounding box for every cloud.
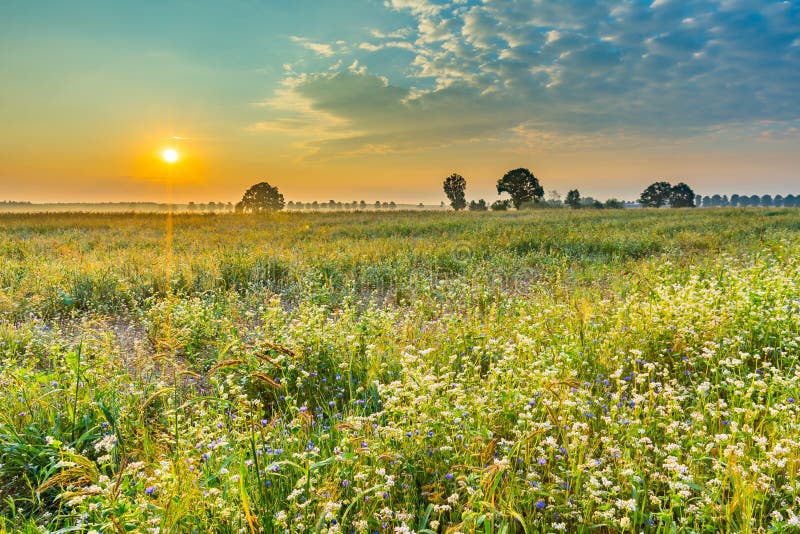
[289,36,335,57]
[262,0,800,155]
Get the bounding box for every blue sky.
[1,0,798,202]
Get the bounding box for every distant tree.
[670,183,696,208]
[774,195,784,207]
[702,196,711,207]
[761,194,773,207]
[785,194,797,207]
[604,198,625,209]
[695,194,703,207]
[443,173,467,211]
[382,202,390,209]
[188,201,196,212]
[490,199,511,211]
[239,182,285,213]
[497,168,544,209]
[547,190,561,203]
[639,181,673,207]
[749,195,760,207]
[360,200,367,209]
[389,201,396,209]
[711,194,722,207]
[286,200,294,210]
[730,194,740,207]
[418,202,424,208]
[581,197,603,209]
[469,199,488,211]
[375,201,381,209]
[722,195,730,207]
[234,201,244,213]
[565,189,581,209]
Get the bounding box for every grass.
[1,208,799,533]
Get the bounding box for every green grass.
[1,208,799,533]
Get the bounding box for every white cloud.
[264,0,800,154]
[289,36,335,57]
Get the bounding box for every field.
[1,209,799,533]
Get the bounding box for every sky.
[1,0,799,204]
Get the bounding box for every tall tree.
[239,182,285,213]
[565,189,581,209]
[669,182,696,207]
[443,173,467,211]
[496,168,544,209]
[639,181,673,207]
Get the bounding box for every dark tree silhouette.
[565,189,581,209]
[239,182,285,213]
[496,168,544,209]
[443,173,467,211]
[491,199,511,211]
[639,181,673,207]
[468,199,488,211]
[670,182,696,208]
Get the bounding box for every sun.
[162,148,179,164]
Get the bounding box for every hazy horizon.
[2,1,798,204]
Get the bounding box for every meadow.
[1,209,799,533]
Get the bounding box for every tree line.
[231,176,796,213]
[695,194,800,208]
[443,170,691,210]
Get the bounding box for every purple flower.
[535,500,546,509]
[445,473,454,480]
[145,486,155,495]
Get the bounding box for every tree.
[469,199,488,211]
[239,182,285,213]
[565,189,581,209]
[639,181,673,207]
[491,199,511,211]
[761,194,773,207]
[604,198,624,209]
[731,194,740,207]
[670,182,696,208]
[443,173,467,211]
[496,168,544,209]
[785,194,797,207]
